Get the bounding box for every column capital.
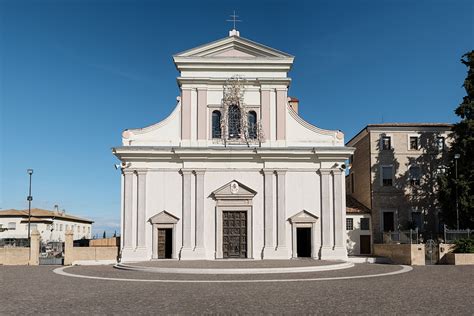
[331,169,343,175]
[194,169,206,176]
[275,169,287,175]
[135,169,148,175]
[318,168,333,175]
[262,169,275,175]
[196,87,208,91]
[122,169,135,175]
[180,169,194,175]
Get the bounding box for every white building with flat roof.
[0,208,93,243]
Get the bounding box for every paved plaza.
[1,262,473,314]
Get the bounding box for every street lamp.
[27,169,33,246]
[454,154,460,230]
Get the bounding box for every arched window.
[228,105,241,139]
[212,110,221,138]
[248,111,257,139]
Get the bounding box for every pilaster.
[193,169,206,258]
[136,169,147,252]
[260,88,271,141]
[275,169,288,258]
[263,169,274,258]
[197,88,207,141]
[180,169,193,258]
[276,88,287,141]
[318,169,333,259]
[123,169,134,250]
[181,88,192,141]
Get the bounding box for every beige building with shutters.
[346,123,452,242]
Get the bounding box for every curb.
[113,261,355,274]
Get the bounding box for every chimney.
[288,97,299,114]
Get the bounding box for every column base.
[320,246,348,261]
[121,247,149,262]
[192,247,207,259]
[179,247,195,260]
[273,246,290,259]
[262,246,290,259]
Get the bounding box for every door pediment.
[211,180,257,200]
[288,210,319,223]
[149,211,179,224]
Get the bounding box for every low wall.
[445,253,474,265]
[89,237,120,247]
[64,247,118,265]
[373,244,425,265]
[0,248,30,265]
[438,243,456,264]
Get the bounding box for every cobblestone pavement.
[1,264,473,314]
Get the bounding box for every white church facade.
[113,29,354,262]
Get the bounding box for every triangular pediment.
[212,180,257,199]
[288,210,319,223]
[174,35,293,58]
[149,211,179,224]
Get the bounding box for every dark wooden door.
[383,212,395,231]
[297,227,312,257]
[158,228,172,259]
[360,235,371,255]
[223,211,247,258]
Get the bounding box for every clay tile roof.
[367,123,453,128]
[0,208,93,223]
[346,196,371,214]
[289,97,299,102]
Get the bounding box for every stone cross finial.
[226,10,242,36]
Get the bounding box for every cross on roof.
[226,10,242,30]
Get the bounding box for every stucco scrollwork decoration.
[219,75,264,146]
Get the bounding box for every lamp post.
[27,169,33,246]
[454,154,460,230]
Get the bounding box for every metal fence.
[0,238,29,247]
[444,226,472,243]
[378,228,420,244]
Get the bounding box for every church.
[112,28,353,262]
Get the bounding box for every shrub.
[453,238,474,253]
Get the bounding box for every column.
[181,88,192,141]
[260,88,271,141]
[263,169,274,257]
[197,88,207,141]
[181,169,193,257]
[276,88,287,141]
[136,170,147,249]
[194,169,206,257]
[275,169,288,257]
[319,169,333,257]
[123,170,134,249]
[332,169,344,250]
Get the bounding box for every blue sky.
[1,0,472,236]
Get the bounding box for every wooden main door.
[158,228,172,259]
[223,211,247,258]
[360,235,371,255]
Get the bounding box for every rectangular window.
[409,136,419,150]
[360,218,370,230]
[437,137,445,151]
[383,212,395,232]
[8,222,16,230]
[412,211,423,230]
[346,218,354,230]
[382,166,393,186]
[30,223,37,230]
[381,136,391,150]
[410,166,421,186]
[350,173,355,194]
[60,224,63,231]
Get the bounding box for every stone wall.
[64,230,118,265]
[445,253,474,265]
[90,237,120,247]
[373,244,425,265]
[0,230,40,265]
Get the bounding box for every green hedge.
[453,238,474,253]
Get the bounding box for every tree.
[439,50,474,229]
[103,231,106,239]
